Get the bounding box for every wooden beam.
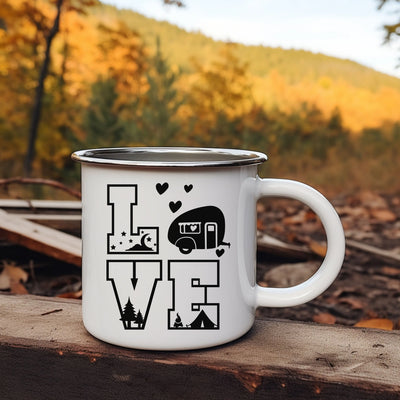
[0,210,81,266]
[0,294,399,399]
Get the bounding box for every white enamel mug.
[72,147,345,350]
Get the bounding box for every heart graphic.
[216,248,225,257]
[190,224,197,231]
[184,184,193,193]
[156,182,169,195]
[169,201,182,213]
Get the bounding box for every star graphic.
[121,231,127,237]
[111,245,116,250]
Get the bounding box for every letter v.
[107,260,162,330]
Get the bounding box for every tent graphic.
[187,310,217,329]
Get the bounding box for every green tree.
[136,38,183,146]
[82,78,127,147]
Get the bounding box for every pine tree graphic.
[136,310,144,329]
[120,298,136,329]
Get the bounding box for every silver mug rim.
[71,147,267,168]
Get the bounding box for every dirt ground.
[1,190,399,330]
[256,191,400,329]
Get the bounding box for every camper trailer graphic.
[168,206,231,254]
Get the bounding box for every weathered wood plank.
[0,294,399,399]
[0,210,81,266]
[14,214,82,235]
[0,199,81,210]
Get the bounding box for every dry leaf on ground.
[10,281,29,294]
[337,297,364,310]
[313,313,336,325]
[354,318,394,330]
[0,262,29,290]
[381,266,400,276]
[57,289,82,299]
[309,240,327,257]
[369,208,397,222]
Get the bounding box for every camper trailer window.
[178,222,201,234]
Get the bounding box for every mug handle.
[255,178,345,307]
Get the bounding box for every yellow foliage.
[253,70,400,133]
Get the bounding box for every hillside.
[1,0,400,191]
[93,3,400,93]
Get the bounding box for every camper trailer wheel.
[175,237,196,254]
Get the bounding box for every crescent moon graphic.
[140,233,151,249]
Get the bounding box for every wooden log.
[0,294,399,399]
[0,210,81,266]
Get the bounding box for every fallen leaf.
[369,208,397,222]
[354,318,393,331]
[283,211,307,225]
[338,297,364,310]
[337,205,369,219]
[8,265,28,282]
[313,313,336,325]
[357,191,388,209]
[309,240,327,257]
[304,210,317,222]
[391,197,400,206]
[257,218,265,231]
[10,281,29,295]
[57,289,82,299]
[0,262,29,290]
[383,229,400,240]
[0,270,10,290]
[256,202,266,214]
[381,266,400,276]
[331,287,361,298]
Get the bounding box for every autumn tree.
[0,0,45,175]
[97,21,148,118]
[26,0,98,176]
[0,0,98,176]
[185,44,254,146]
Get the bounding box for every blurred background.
[1,0,400,197]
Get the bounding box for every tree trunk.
[24,0,63,177]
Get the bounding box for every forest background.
[1,0,400,197]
